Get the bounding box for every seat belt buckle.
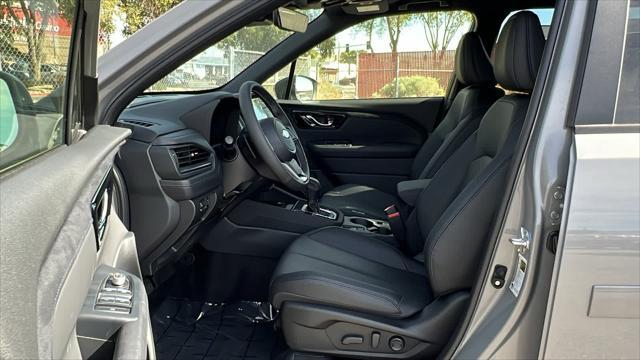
[384,204,406,245]
[384,205,401,219]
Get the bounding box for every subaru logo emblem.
[282,129,291,139]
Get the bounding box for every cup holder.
[344,216,392,235]
[350,218,374,227]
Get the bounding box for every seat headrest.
[493,11,546,92]
[455,32,496,86]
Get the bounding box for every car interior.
[0,0,560,359]
[109,1,555,359]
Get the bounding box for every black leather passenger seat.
[270,11,546,358]
[320,32,504,219]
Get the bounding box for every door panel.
[0,126,143,359]
[279,97,443,193]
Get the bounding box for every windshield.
[146,9,323,93]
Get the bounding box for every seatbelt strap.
[384,204,406,248]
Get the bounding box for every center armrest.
[397,179,431,207]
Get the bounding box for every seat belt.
[384,204,407,250]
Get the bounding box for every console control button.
[109,273,127,287]
[95,273,133,314]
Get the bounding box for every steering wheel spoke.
[283,158,306,179]
[238,81,310,191]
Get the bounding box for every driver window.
[265,10,474,101]
[145,9,323,92]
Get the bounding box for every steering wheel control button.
[389,336,405,352]
[341,335,364,345]
[371,332,381,348]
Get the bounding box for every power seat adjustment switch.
[94,272,133,314]
[389,336,405,352]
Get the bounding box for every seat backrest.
[410,32,503,180]
[409,11,545,296]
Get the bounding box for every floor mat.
[152,298,285,360]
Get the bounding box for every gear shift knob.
[306,177,321,213]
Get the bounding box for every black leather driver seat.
[270,12,545,358]
[320,32,503,219]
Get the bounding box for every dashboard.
[115,92,239,280]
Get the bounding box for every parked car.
[0,0,638,359]
[4,60,66,87]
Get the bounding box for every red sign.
[1,7,72,37]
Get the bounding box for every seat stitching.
[286,249,406,280]
[306,232,412,271]
[276,272,402,313]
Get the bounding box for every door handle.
[301,114,334,128]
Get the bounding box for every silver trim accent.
[510,227,531,252]
[300,204,338,220]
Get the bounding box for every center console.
[343,216,392,235]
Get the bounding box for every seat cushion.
[270,227,431,319]
[319,184,397,219]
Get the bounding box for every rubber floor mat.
[152,298,284,360]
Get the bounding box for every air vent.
[122,119,155,127]
[170,144,212,174]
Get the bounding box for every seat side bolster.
[425,154,512,296]
[271,271,406,318]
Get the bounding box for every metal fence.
[357,50,456,98]
[0,21,71,101]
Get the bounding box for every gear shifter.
[306,177,321,214]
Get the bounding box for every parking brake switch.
[95,273,133,314]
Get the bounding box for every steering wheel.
[238,81,310,192]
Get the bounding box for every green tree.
[339,50,357,65]
[374,76,444,98]
[59,0,118,47]
[315,37,336,60]
[419,11,473,63]
[218,26,289,53]
[354,15,415,96]
[0,0,57,81]
[119,0,182,36]
[355,15,415,54]
[382,15,414,55]
[339,49,358,76]
[354,20,374,51]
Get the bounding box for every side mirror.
[0,78,19,151]
[274,75,318,101]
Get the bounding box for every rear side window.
[265,10,475,101]
[614,0,640,124]
[0,0,78,171]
